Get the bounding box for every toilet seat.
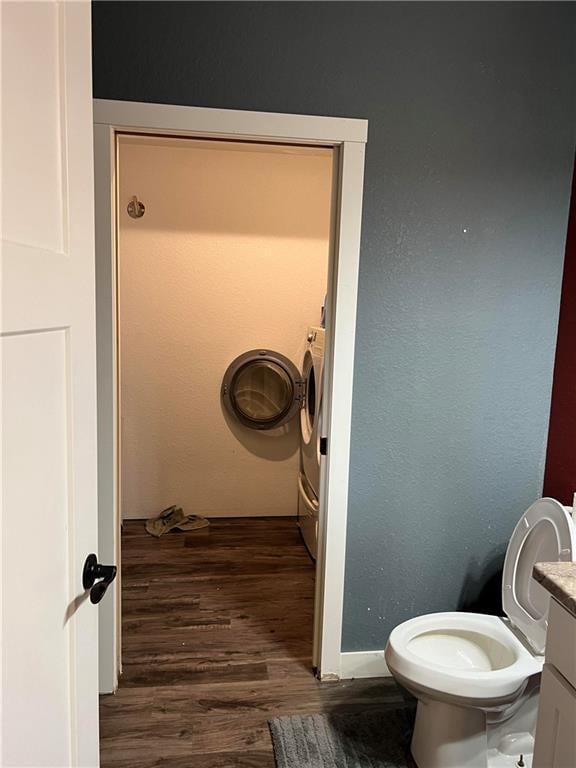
[386,612,541,702]
[502,497,575,654]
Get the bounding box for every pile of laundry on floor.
[145,505,210,537]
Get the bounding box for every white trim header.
[93,99,368,145]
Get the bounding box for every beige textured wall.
[118,136,332,519]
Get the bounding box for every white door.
[1,2,100,766]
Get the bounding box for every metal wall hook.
[127,195,145,219]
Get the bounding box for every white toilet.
[385,498,575,768]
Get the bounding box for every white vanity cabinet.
[533,597,576,768]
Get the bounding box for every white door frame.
[93,99,367,690]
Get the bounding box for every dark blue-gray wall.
[92,1,576,651]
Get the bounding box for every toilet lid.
[502,497,575,654]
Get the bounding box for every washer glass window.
[306,364,316,424]
[232,361,294,423]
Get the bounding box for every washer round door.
[222,350,303,430]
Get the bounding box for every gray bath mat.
[269,707,416,768]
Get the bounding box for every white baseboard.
[122,510,298,520]
[339,650,391,679]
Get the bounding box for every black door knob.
[82,553,117,604]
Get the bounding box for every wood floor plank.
[121,660,269,688]
[100,518,400,766]
[100,752,275,768]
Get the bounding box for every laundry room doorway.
[94,101,367,697]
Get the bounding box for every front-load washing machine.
[300,327,324,498]
[298,326,325,558]
[220,330,325,559]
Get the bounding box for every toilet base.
[411,699,533,768]
[411,699,487,768]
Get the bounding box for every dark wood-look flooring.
[100,518,401,767]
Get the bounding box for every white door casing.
[1,2,99,766]
[93,99,367,683]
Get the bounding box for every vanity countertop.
[533,561,576,618]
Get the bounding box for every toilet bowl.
[384,498,575,768]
